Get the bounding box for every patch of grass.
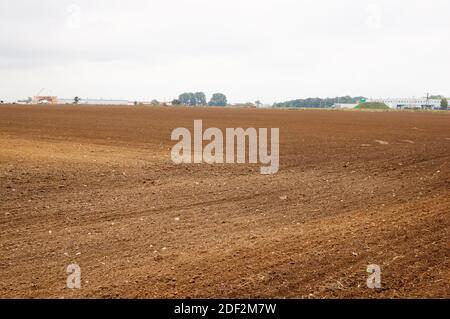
[355,102,390,110]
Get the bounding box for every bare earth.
[0,105,449,298]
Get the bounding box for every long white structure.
[332,103,358,109]
[368,98,441,109]
[58,98,130,105]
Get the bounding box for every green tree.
[441,98,448,110]
[171,99,181,105]
[209,93,227,106]
[179,93,196,106]
[73,96,80,104]
[194,92,207,105]
[178,92,207,106]
[178,93,188,105]
[274,96,366,108]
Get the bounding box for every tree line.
[431,95,448,110]
[273,96,366,108]
[172,92,227,106]
[42,93,449,110]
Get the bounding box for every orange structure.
[33,96,58,104]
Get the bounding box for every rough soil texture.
[0,105,449,298]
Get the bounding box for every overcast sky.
[1,0,449,103]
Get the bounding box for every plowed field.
[0,105,449,298]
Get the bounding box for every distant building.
[58,98,130,105]
[256,104,273,109]
[332,103,358,109]
[33,96,58,104]
[368,98,441,109]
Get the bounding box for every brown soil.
[0,105,449,298]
